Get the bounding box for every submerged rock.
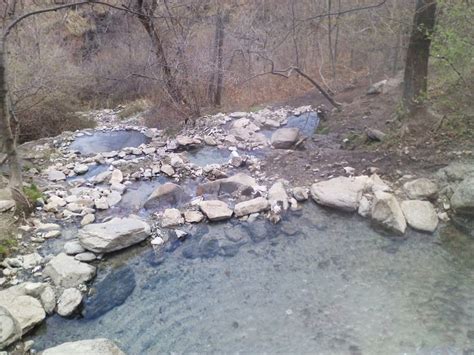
[42,338,125,355]
[311,176,369,212]
[144,183,188,210]
[83,266,136,320]
[197,173,257,196]
[270,128,300,149]
[43,253,96,288]
[79,217,151,253]
[401,200,438,233]
[371,191,407,235]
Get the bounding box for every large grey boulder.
[42,338,125,355]
[401,200,438,233]
[144,183,188,209]
[0,306,21,349]
[270,128,300,149]
[79,217,151,253]
[403,178,438,200]
[310,176,369,212]
[234,197,269,217]
[451,176,474,216]
[43,253,96,288]
[199,200,233,221]
[0,291,45,335]
[371,191,407,235]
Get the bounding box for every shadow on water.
[30,203,474,354]
[69,131,150,155]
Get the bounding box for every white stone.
[311,176,369,212]
[74,252,97,262]
[234,197,269,217]
[0,306,21,349]
[43,253,96,288]
[269,182,289,210]
[401,200,439,233]
[371,191,407,235]
[106,191,122,207]
[199,200,233,221]
[161,208,184,228]
[184,210,205,223]
[109,169,123,185]
[64,240,86,255]
[81,213,95,226]
[0,291,45,335]
[94,197,109,210]
[403,178,438,200]
[161,164,175,176]
[57,288,82,317]
[271,128,300,149]
[292,187,309,201]
[74,164,89,175]
[48,170,66,181]
[42,339,125,355]
[79,217,151,253]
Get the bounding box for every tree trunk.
[0,40,23,195]
[403,0,437,111]
[213,11,225,107]
[134,1,186,105]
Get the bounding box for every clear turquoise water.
[31,203,474,354]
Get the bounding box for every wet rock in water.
[43,253,96,288]
[184,210,205,223]
[199,200,233,221]
[83,267,136,320]
[0,290,45,335]
[0,305,21,349]
[450,176,474,216]
[106,191,122,207]
[75,252,97,262]
[81,213,95,226]
[311,176,369,212]
[57,288,82,317]
[198,234,224,258]
[109,169,123,185]
[197,173,257,197]
[144,183,188,210]
[401,200,438,233]
[79,217,151,253]
[371,191,407,235]
[292,187,309,202]
[234,197,269,217]
[161,164,175,176]
[269,182,289,210]
[73,164,89,175]
[270,128,300,149]
[0,200,15,212]
[245,220,268,242]
[161,208,184,228]
[403,178,438,200]
[64,240,86,255]
[42,338,125,355]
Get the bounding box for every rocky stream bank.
[0,105,473,354]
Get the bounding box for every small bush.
[23,183,43,204]
[17,94,96,143]
[117,99,151,120]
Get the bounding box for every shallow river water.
[31,203,474,354]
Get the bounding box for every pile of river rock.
[0,105,473,353]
